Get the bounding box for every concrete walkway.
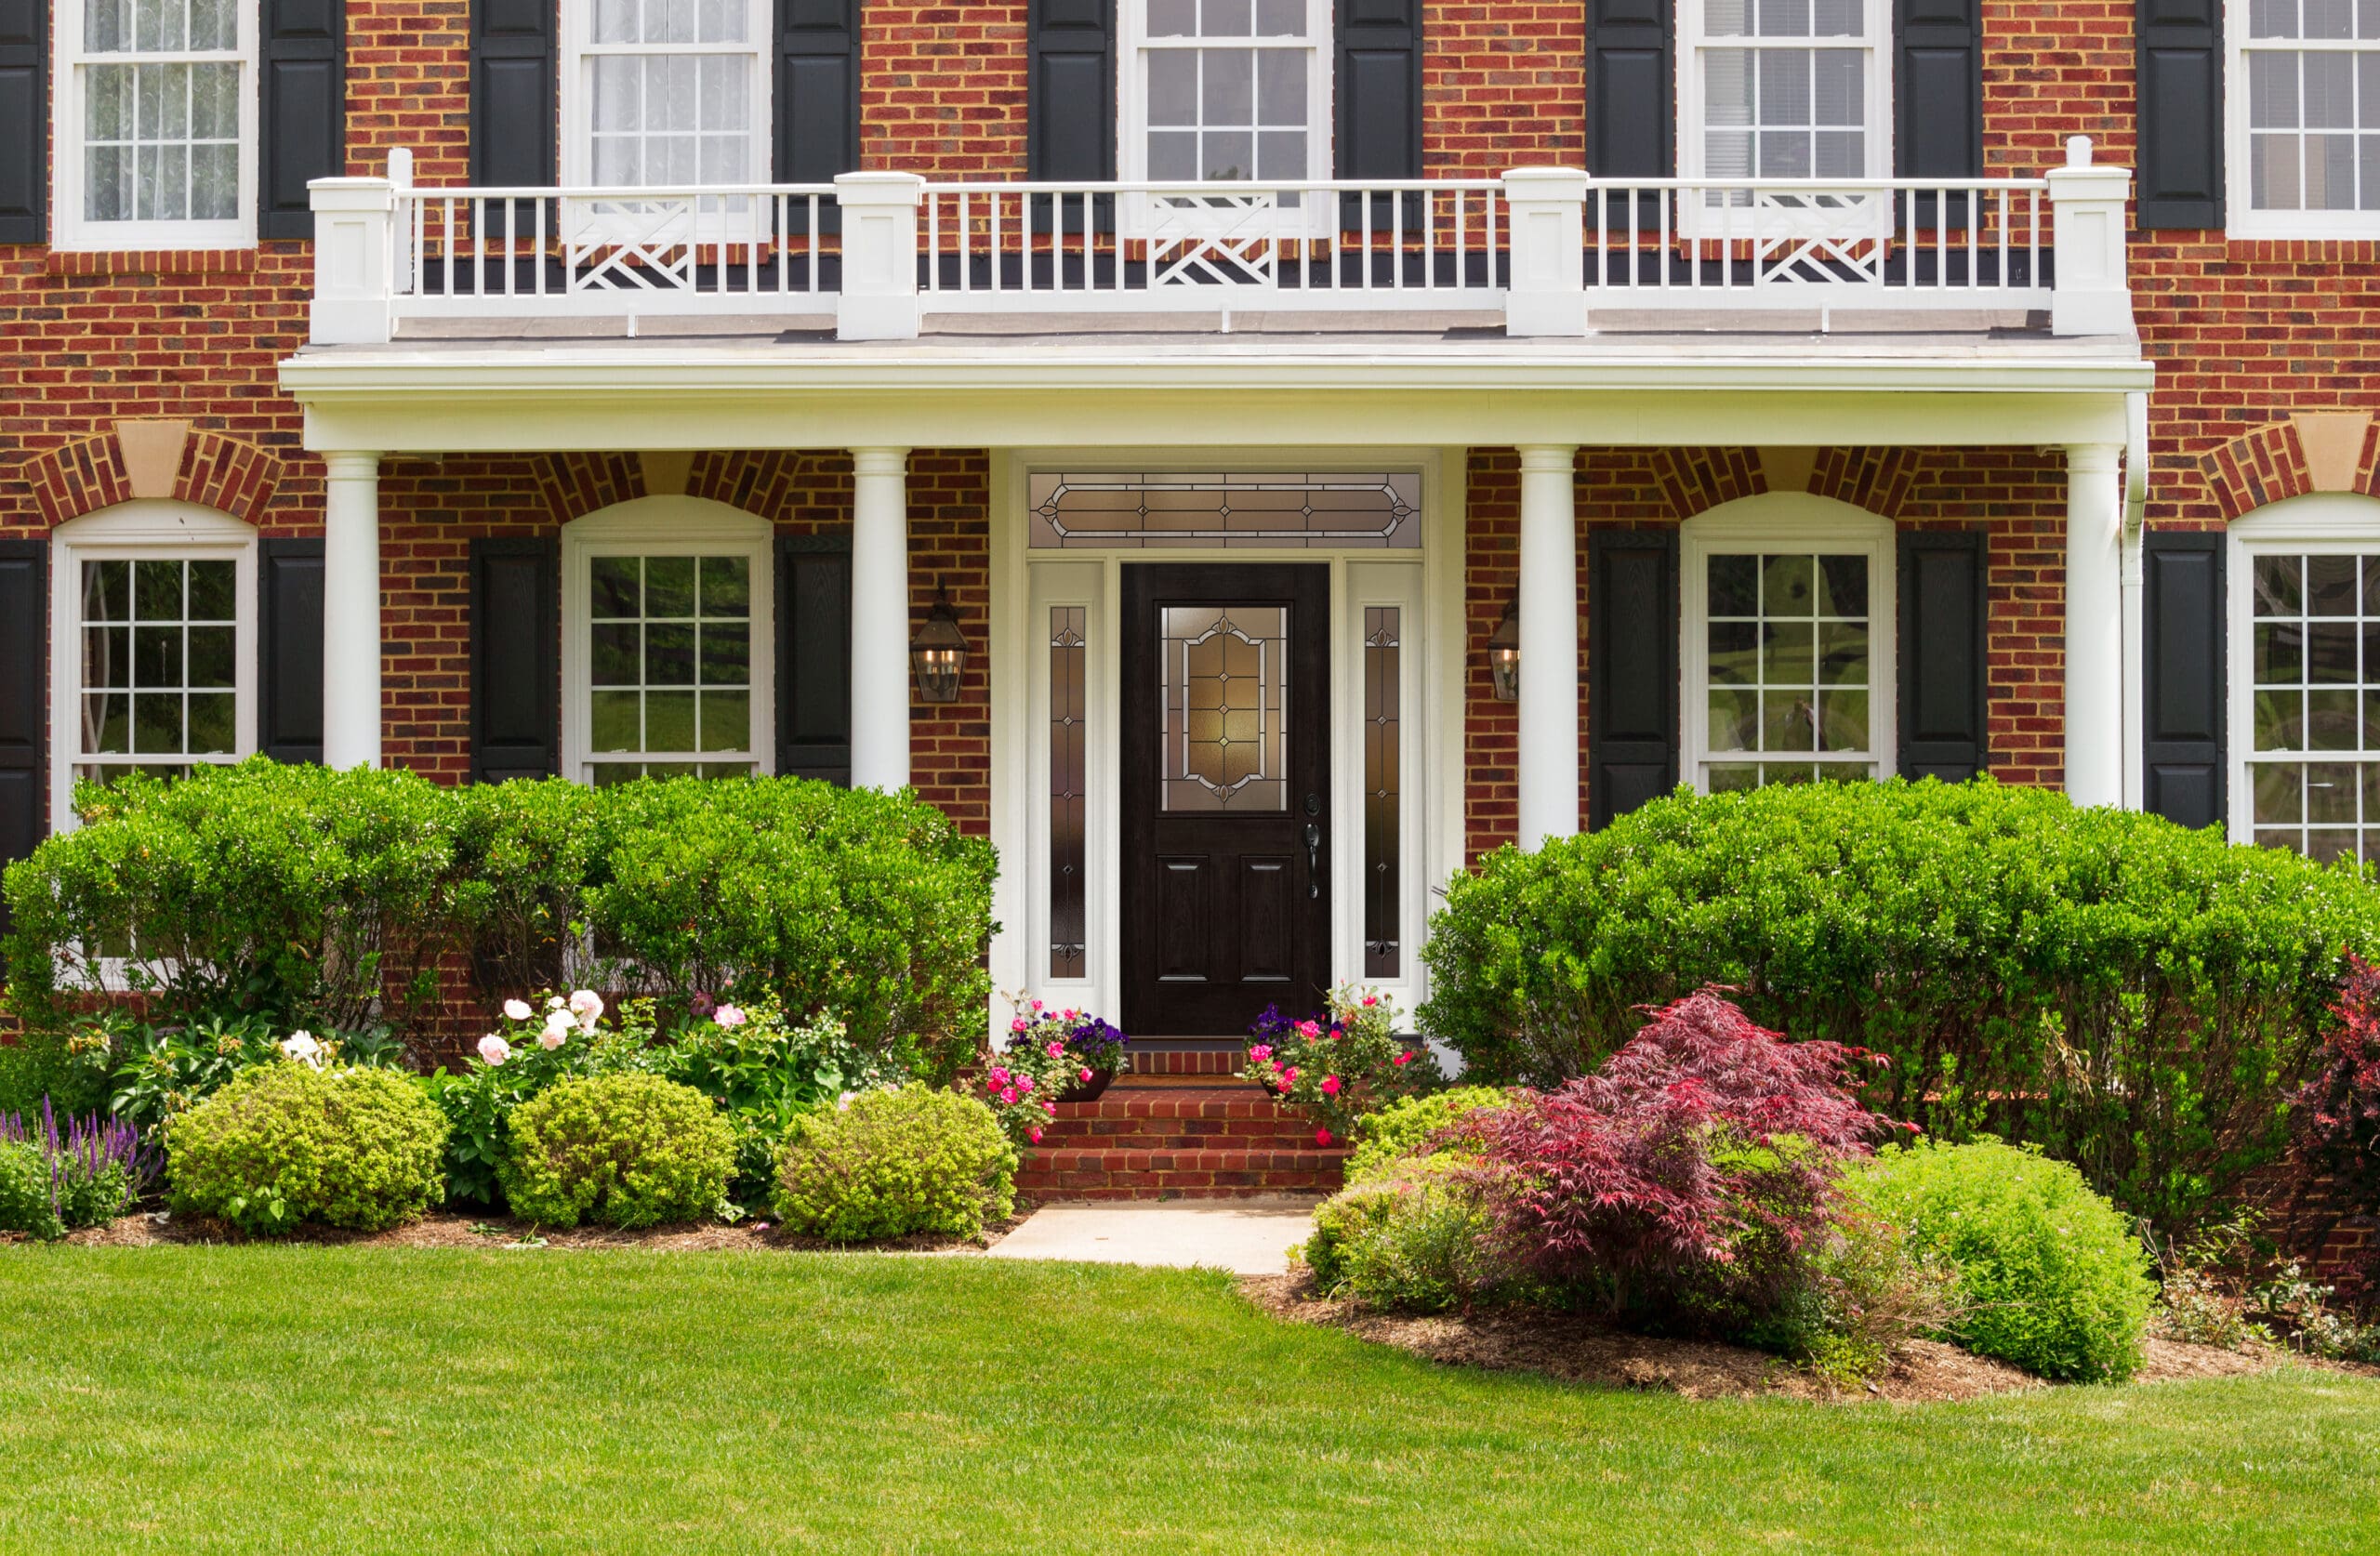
[986,1197,1320,1275]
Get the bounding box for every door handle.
[1303,823,1322,899]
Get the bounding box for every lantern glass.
[911,599,969,705]
[1487,602,1521,703]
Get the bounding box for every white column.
[1516,444,1580,844]
[2065,443,2124,808]
[850,448,913,791]
[322,451,383,770]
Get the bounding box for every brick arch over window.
[1805,447,1924,518]
[1647,448,1764,519]
[2200,416,2380,522]
[20,425,284,529]
[530,451,858,526]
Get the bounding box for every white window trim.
[560,497,778,785]
[1117,0,1335,191]
[558,0,774,190]
[1677,0,1894,185]
[2225,1,2380,239]
[47,501,259,834]
[2224,493,2380,839]
[1679,495,1897,792]
[50,0,259,252]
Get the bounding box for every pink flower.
[1247,1044,1273,1062]
[714,1004,747,1029]
[1018,1075,1035,1092]
[1062,1009,1078,1022]
[1281,1067,1298,1086]
[1011,1018,1029,1034]
[477,1034,511,1066]
[1031,1000,1044,1012]
[1078,1067,1092,1082]
[989,1066,1012,1085]
[569,989,605,1030]
[1316,1127,1333,1146]
[542,1009,573,1047]
[537,1025,566,1051]
[1295,1021,1321,1039]
[1392,1051,1412,1066]
[1320,1075,1342,1097]
[1046,1041,1064,1059]
[502,998,533,1022]
[1362,996,1378,1008]
[1043,1101,1056,1115]
[1028,1127,1044,1143]
[999,1088,1019,1104]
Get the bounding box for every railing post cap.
[1500,166,1591,198]
[308,176,394,211]
[833,171,929,204]
[2066,135,2093,167]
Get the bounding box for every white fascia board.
[284,349,2152,455]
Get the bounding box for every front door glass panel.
[1160,604,1289,811]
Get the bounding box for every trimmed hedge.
[1417,779,2380,1227]
[499,1074,736,1230]
[3,761,996,1081]
[165,1062,449,1236]
[773,1086,1016,1242]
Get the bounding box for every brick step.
[1016,1145,1348,1200]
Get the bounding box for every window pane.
[1150,0,1197,34]
[1051,606,1088,979]
[591,556,641,617]
[591,690,641,751]
[186,692,234,755]
[645,691,697,751]
[1709,554,1759,615]
[1150,51,1197,126]
[646,556,696,616]
[1363,607,1401,980]
[697,690,749,752]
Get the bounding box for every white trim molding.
[47,500,259,832]
[1680,494,1898,793]
[51,0,259,252]
[559,496,778,785]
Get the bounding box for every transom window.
[2244,550,2380,861]
[54,0,256,249]
[2236,0,2380,227]
[1124,0,1329,183]
[1685,0,1889,184]
[566,0,770,188]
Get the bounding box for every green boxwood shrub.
[498,1074,735,1229]
[1344,1087,1506,1182]
[1846,1137,2154,1382]
[1302,1154,1513,1311]
[1418,779,2380,1226]
[773,1086,1015,1242]
[165,1062,449,1236]
[0,1139,63,1241]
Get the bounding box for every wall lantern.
[1487,593,1521,702]
[910,581,969,705]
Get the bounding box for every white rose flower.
[503,998,533,1022]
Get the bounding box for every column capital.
[1515,444,1579,474]
[851,448,911,479]
[323,449,383,477]
[2063,442,2122,472]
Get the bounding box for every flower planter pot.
[1056,1068,1117,1104]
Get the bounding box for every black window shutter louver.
[1336,0,1421,231]
[259,0,345,240]
[1584,0,1672,231]
[470,538,560,783]
[2137,0,2224,229]
[1026,0,1115,180]
[1895,0,1981,231]
[259,539,326,763]
[1588,529,1678,829]
[778,0,858,233]
[2142,532,2227,830]
[471,0,557,193]
[0,0,43,243]
[1897,530,1990,782]
[776,537,853,785]
[0,540,45,951]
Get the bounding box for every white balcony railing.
[307,138,2134,346]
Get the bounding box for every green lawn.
[4,1248,2377,1554]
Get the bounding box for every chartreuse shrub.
[498,1074,736,1230]
[587,779,996,1084]
[165,1062,449,1236]
[1418,778,2380,1228]
[1302,1154,1515,1311]
[1343,1087,1507,1182]
[1847,1137,2154,1382]
[773,1086,1016,1242]
[0,1140,62,1240]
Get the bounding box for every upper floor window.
[2232,0,2380,234]
[1121,0,1330,183]
[563,0,773,189]
[54,0,258,249]
[1682,0,1892,183]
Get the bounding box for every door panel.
[1122,563,1330,1035]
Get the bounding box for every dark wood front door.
[1120,564,1331,1037]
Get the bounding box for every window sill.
[45,248,260,278]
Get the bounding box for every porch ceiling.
[281,313,2150,455]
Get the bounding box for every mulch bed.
[36,1209,1022,1255]
[1236,1271,2376,1403]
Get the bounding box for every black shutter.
[2137,0,2223,229]
[1897,530,1990,782]
[259,540,325,764]
[1588,529,1678,829]
[0,0,42,243]
[1337,0,1421,229]
[1896,0,1981,231]
[776,536,852,785]
[1584,0,1671,230]
[471,0,557,191]
[1026,0,1115,180]
[2143,532,2226,830]
[0,541,45,948]
[258,0,345,240]
[470,538,560,783]
[777,0,858,191]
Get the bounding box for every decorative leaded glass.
[1159,604,1288,811]
[1363,606,1401,978]
[1050,606,1088,978]
[76,555,237,784]
[1703,550,1874,790]
[1029,472,1421,548]
[587,553,757,785]
[2249,550,2380,862]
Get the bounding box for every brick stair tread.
[1021,1147,1349,1169]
